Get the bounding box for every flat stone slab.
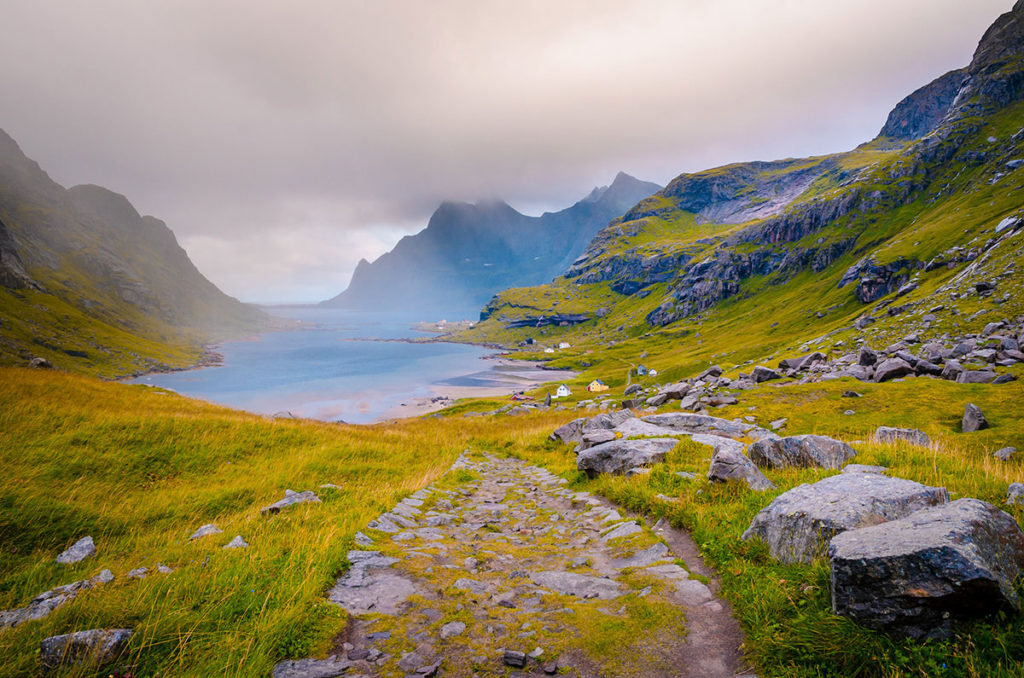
[612,418,684,439]
[40,628,132,673]
[875,426,931,447]
[642,413,769,440]
[189,524,222,540]
[530,571,624,599]
[613,543,672,569]
[0,570,113,630]
[261,490,321,516]
[829,498,1024,639]
[577,438,678,478]
[748,434,856,470]
[326,551,416,615]
[600,521,643,541]
[743,473,949,563]
[272,656,354,678]
[56,536,96,564]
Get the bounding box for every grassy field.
[2,364,1022,676]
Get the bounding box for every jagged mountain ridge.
[0,129,266,375]
[321,172,661,315]
[474,1,1024,348]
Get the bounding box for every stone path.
[275,453,752,678]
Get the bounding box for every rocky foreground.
[277,454,753,678]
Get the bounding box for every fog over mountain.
[0,0,1013,303]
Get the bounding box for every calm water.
[128,307,495,424]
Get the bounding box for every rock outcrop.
[748,435,856,470]
[577,438,679,478]
[742,474,949,563]
[40,628,132,673]
[828,499,1024,639]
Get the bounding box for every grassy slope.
[0,368,570,677]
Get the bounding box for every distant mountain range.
[0,129,265,376]
[320,172,661,315]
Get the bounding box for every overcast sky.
[0,1,1013,303]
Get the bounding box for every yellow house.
[587,379,609,392]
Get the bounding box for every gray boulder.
[642,412,770,440]
[748,435,856,470]
[0,570,113,630]
[261,490,321,515]
[858,347,878,366]
[751,365,782,383]
[707,448,774,491]
[56,536,96,564]
[575,429,617,451]
[875,426,931,447]
[941,360,964,380]
[742,473,948,563]
[1008,483,1024,505]
[914,360,943,377]
[530,571,623,599]
[550,417,587,444]
[272,656,354,678]
[958,370,997,384]
[577,438,678,478]
[962,403,989,432]
[28,357,53,369]
[660,382,690,399]
[842,464,888,475]
[40,628,132,673]
[189,524,222,540]
[828,499,1024,639]
[874,358,914,382]
[993,446,1016,461]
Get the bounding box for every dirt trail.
[274,453,754,678]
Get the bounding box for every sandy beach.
[375,359,576,421]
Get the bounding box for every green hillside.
[0,131,267,377]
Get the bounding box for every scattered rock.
[993,447,1016,461]
[707,448,774,491]
[576,438,678,478]
[530,571,623,599]
[56,536,96,564]
[873,358,914,382]
[742,473,948,563]
[272,656,353,678]
[643,412,769,439]
[189,524,222,541]
[842,390,862,398]
[958,370,997,384]
[156,563,174,574]
[503,650,527,668]
[769,418,787,430]
[223,535,249,549]
[439,621,466,639]
[748,434,856,470]
[962,403,990,432]
[829,499,1024,639]
[327,551,418,614]
[858,347,878,366]
[875,426,931,447]
[751,365,782,383]
[28,357,53,369]
[127,567,148,579]
[261,490,322,515]
[39,628,132,673]
[0,570,113,630]
[1008,483,1024,505]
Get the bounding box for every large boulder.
[707,448,774,491]
[577,438,679,478]
[962,403,990,432]
[957,370,997,384]
[751,365,782,383]
[875,426,931,447]
[874,358,915,382]
[660,382,690,400]
[748,435,856,470]
[828,499,1024,639]
[742,473,948,563]
[550,417,587,444]
[575,429,617,451]
[642,412,771,440]
[40,628,132,673]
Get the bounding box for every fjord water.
[128,307,494,424]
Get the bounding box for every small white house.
[555,384,571,398]
[544,347,555,354]
[558,341,571,349]
[649,368,659,377]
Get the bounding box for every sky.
[0,0,1014,304]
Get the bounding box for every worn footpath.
[275,453,752,678]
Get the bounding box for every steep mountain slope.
[469,1,1024,372]
[321,172,660,315]
[0,129,267,376]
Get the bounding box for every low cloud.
[0,0,1012,302]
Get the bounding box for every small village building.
[555,384,571,398]
[636,364,648,376]
[558,341,571,349]
[544,347,555,354]
[649,368,659,377]
[587,379,609,392]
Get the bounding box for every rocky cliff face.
[476,3,1024,336]
[0,128,265,372]
[321,173,660,315]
